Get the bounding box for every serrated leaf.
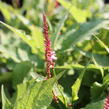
[14,72,64,109]
[14,80,53,109]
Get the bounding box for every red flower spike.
[43,14,57,79]
[104,95,109,109]
[43,13,58,103]
[55,0,60,8]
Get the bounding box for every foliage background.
[0,0,109,109]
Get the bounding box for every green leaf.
[71,68,85,101]
[81,99,105,109]
[14,78,55,109]
[74,47,109,68]
[94,35,109,54]
[58,0,91,23]
[14,80,52,109]
[103,74,109,85]
[0,1,13,21]
[52,13,68,48]
[91,82,104,100]
[0,30,42,63]
[15,15,44,54]
[0,21,43,55]
[1,85,12,109]
[29,25,44,54]
[17,48,29,61]
[93,54,109,67]
[12,61,32,88]
[14,72,64,109]
[61,19,109,50]
[55,84,71,106]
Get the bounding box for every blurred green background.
[0,0,109,109]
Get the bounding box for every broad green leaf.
[12,61,32,88]
[16,15,44,54]
[71,68,85,101]
[0,31,41,63]
[0,21,43,55]
[61,19,109,50]
[14,79,53,109]
[58,0,91,23]
[81,99,105,109]
[14,72,63,109]
[1,85,12,109]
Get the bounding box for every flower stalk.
[43,13,58,103]
[43,14,57,79]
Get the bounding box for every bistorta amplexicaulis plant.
[43,14,57,79]
[43,13,58,103]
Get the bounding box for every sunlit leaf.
[71,65,86,101]
[0,21,44,55]
[14,72,64,109]
[61,19,109,50]
[58,0,91,23]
